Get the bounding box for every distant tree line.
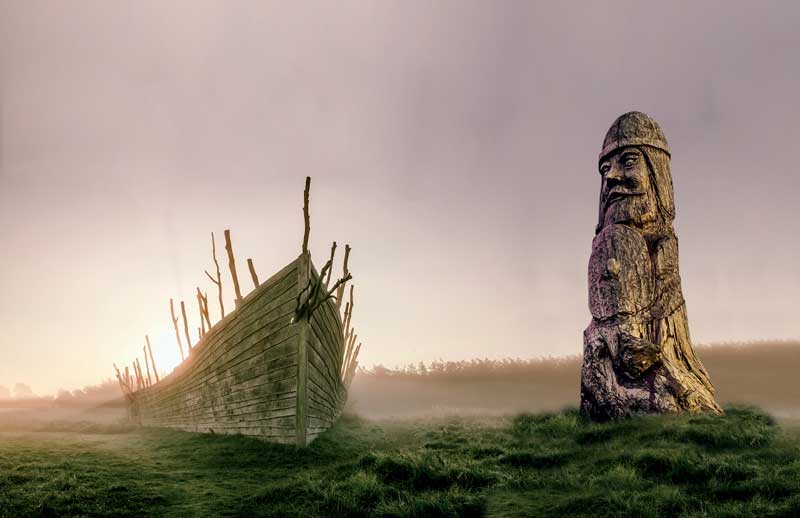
[0,379,121,406]
[359,356,580,381]
[0,383,34,400]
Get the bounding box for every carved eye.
[599,163,611,175]
[622,155,639,168]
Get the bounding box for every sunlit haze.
[1,2,799,395]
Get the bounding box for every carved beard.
[601,187,659,230]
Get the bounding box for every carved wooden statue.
[580,111,722,420]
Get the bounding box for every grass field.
[1,406,799,517]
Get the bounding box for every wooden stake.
[335,244,351,310]
[124,366,131,391]
[224,229,243,306]
[134,359,144,390]
[196,288,211,330]
[181,300,192,351]
[345,335,358,380]
[247,258,259,288]
[345,343,362,386]
[204,292,211,328]
[204,232,225,319]
[343,285,355,339]
[146,336,159,383]
[197,288,207,337]
[113,363,126,393]
[345,361,359,388]
[343,332,357,378]
[349,284,354,314]
[142,345,152,386]
[325,242,337,286]
[342,302,350,340]
[302,176,311,254]
[341,331,352,376]
[170,299,185,361]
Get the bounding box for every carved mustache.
[603,187,646,208]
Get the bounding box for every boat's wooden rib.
[128,252,349,446]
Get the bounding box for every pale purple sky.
[1,1,799,394]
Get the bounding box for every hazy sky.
[1,1,799,395]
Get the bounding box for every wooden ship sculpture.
[113,177,363,446]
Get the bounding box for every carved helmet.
[599,111,670,163]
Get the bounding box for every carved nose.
[606,166,623,183]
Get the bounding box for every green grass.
[1,407,799,517]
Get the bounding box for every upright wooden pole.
[302,176,311,254]
[335,244,351,310]
[343,285,355,338]
[170,299,185,361]
[134,359,144,390]
[343,333,357,379]
[181,300,192,351]
[224,229,243,306]
[196,288,211,330]
[342,302,350,340]
[247,258,259,288]
[204,232,225,319]
[113,363,126,393]
[142,345,152,386]
[345,342,362,386]
[146,335,159,383]
[324,242,337,286]
[197,289,206,337]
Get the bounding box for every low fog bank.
[2,341,796,431]
[347,341,800,420]
[0,379,126,432]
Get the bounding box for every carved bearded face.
[598,147,659,229]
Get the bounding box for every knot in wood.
[605,258,620,278]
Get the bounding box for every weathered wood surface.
[130,254,348,445]
[581,111,721,420]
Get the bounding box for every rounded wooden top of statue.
[589,224,654,320]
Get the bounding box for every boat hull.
[129,253,346,446]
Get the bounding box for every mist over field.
[2,341,797,431]
[348,341,800,420]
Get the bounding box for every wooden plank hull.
[128,253,347,445]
